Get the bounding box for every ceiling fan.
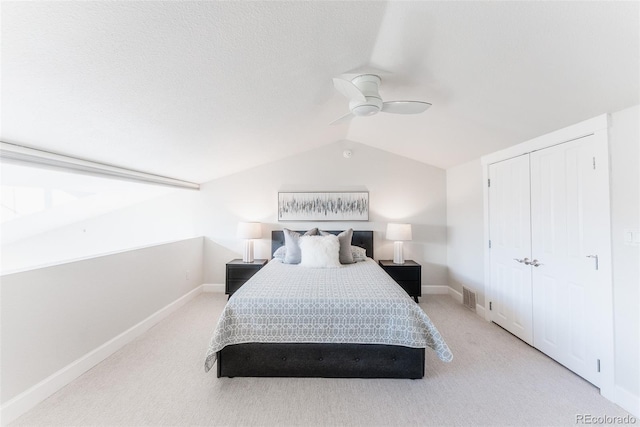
[330,74,431,125]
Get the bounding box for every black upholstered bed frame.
[216,230,426,379]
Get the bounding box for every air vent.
[463,287,477,311]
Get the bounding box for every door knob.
[514,257,531,265]
[530,259,543,267]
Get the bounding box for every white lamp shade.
[386,223,412,241]
[237,222,262,239]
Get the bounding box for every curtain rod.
[0,142,200,190]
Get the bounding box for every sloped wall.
[2,188,201,274]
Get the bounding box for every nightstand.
[225,259,268,297]
[378,260,421,302]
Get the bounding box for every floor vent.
[463,287,477,311]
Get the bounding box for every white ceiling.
[2,1,638,184]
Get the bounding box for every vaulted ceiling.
[2,1,638,183]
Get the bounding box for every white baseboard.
[447,287,487,319]
[615,385,640,418]
[0,285,204,426]
[476,304,486,319]
[448,287,463,302]
[202,283,224,293]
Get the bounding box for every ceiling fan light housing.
[350,96,383,116]
[351,104,378,117]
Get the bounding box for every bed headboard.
[271,230,374,259]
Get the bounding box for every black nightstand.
[378,260,422,302]
[225,259,267,297]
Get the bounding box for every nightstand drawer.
[225,259,268,296]
[387,267,420,282]
[396,280,421,297]
[227,279,248,295]
[227,266,261,280]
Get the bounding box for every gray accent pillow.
[272,245,286,261]
[320,228,354,264]
[351,245,367,262]
[283,228,319,264]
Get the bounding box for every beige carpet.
[9,293,632,426]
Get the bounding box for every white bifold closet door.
[489,134,604,387]
[529,135,603,386]
[488,154,533,345]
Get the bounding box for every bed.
[204,230,452,379]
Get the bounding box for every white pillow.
[299,235,341,268]
[320,229,354,264]
[283,228,319,264]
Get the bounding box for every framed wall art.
[278,191,369,221]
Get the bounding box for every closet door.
[530,135,602,386]
[488,155,533,344]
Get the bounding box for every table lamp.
[237,222,261,263]
[386,223,412,264]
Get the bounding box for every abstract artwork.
[278,192,369,221]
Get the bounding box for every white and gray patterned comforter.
[204,259,453,372]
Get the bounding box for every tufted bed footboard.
[217,343,425,379]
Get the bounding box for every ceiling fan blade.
[333,78,366,102]
[381,101,432,114]
[329,111,355,126]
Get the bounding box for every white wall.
[445,105,640,415]
[1,237,204,405]
[608,104,640,406]
[1,188,201,273]
[446,159,485,305]
[197,140,448,289]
